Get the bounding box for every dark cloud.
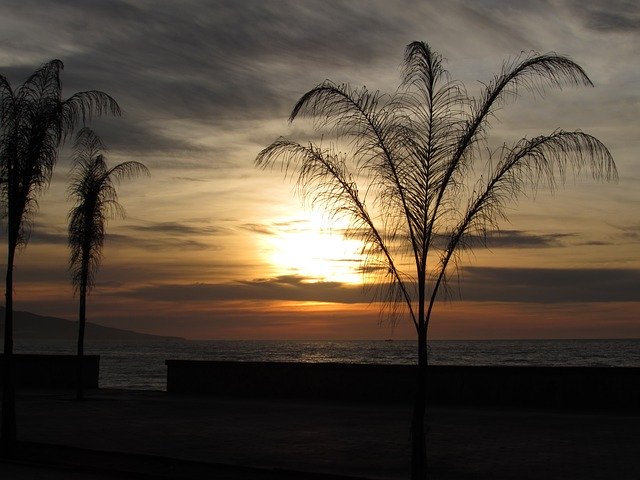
[103,221,226,251]
[79,118,207,158]
[484,230,572,248]
[458,267,640,303]
[439,230,572,249]
[356,265,389,275]
[241,219,353,237]
[172,177,212,183]
[0,0,411,159]
[0,222,67,246]
[244,219,573,249]
[11,257,234,287]
[243,221,572,249]
[22,229,68,246]
[446,229,571,251]
[5,0,634,165]
[8,221,220,251]
[451,1,538,50]
[119,267,640,305]
[125,221,222,236]
[618,224,640,241]
[15,1,406,116]
[577,240,613,246]
[106,233,212,252]
[562,0,640,32]
[12,265,68,284]
[240,223,277,236]
[122,274,371,303]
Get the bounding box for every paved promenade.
[1,389,638,479]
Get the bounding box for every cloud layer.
[1,0,638,339]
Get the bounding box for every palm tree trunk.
[1,242,17,453]
[411,324,428,479]
[76,284,87,401]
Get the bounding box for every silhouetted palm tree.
[0,60,120,451]
[68,127,148,400]
[256,41,616,479]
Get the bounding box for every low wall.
[165,361,640,409]
[0,354,100,389]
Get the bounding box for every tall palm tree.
[0,60,120,451]
[256,41,617,479]
[68,127,148,400]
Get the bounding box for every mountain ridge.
[0,307,184,342]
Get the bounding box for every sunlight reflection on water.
[15,338,640,391]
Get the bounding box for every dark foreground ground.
[1,389,638,479]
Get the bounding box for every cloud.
[3,0,635,164]
[124,221,222,236]
[0,0,414,162]
[122,274,371,303]
[434,230,573,249]
[118,267,640,305]
[106,233,212,252]
[12,221,220,251]
[483,230,573,248]
[102,221,225,251]
[7,1,407,114]
[79,118,208,158]
[457,266,640,303]
[171,176,212,183]
[618,223,640,241]
[1,0,637,342]
[561,0,640,32]
[244,222,572,249]
[22,229,68,246]
[13,217,221,237]
[240,223,278,236]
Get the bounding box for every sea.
[13,339,640,391]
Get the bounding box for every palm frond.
[106,160,150,183]
[61,91,122,139]
[67,128,147,294]
[1,60,122,252]
[257,41,616,337]
[290,81,425,273]
[454,52,593,171]
[257,138,418,327]
[429,129,615,312]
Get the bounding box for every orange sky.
[1,1,639,340]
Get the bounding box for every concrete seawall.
[165,360,640,409]
[0,354,99,389]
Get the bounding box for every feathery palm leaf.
[1,59,121,248]
[258,42,616,326]
[1,58,121,447]
[67,127,147,402]
[67,127,148,294]
[256,41,616,479]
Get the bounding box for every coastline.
[8,338,640,392]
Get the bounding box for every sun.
[265,210,365,284]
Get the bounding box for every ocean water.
[14,339,640,391]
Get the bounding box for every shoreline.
[2,354,639,408]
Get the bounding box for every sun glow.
[265,211,366,284]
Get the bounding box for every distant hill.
[0,307,184,342]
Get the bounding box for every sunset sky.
[1,0,638,340]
